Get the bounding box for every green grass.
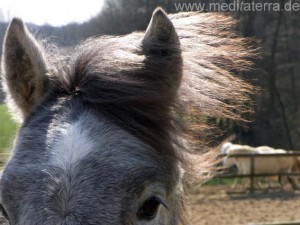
[0,104,18,155]
[203,178,236,186]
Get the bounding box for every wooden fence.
[215,152,300,193]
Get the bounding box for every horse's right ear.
[1,18,49,121]
[142,7,180,56]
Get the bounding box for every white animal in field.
[221,142,299,190]
[220,142,254,155]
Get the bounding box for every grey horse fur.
[0,8,253,225]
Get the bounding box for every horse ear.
[142,7,180,55]
[1,18,49,120]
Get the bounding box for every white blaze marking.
[50,118,96,168]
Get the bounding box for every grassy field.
[0,104,18,155]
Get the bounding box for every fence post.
[250,153,255,193]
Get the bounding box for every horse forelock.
[45,35,185,167]
[40,12,255,184]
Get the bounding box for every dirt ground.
[188,185,300,225]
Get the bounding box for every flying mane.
[4,11,253,181]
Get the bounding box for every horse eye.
[137,197,162,221]
[0,205,9,221]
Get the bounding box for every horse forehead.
[16,114,159,216]
[48,112,156,169]
[0,113,165,223]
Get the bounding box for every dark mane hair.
[46,12,253,181]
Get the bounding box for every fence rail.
[215,152,300,193]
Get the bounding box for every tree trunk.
[269,0,294,149]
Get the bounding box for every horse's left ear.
[142,8,180,55]
[1,18,49,121]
